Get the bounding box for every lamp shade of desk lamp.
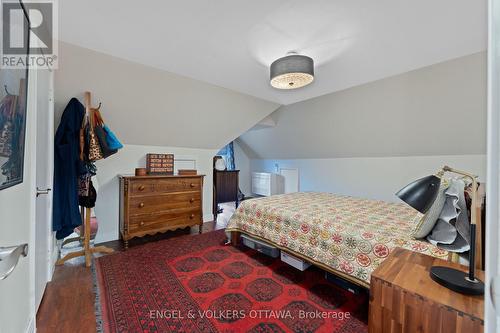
[396,169,484,295]
[395,175,441,214]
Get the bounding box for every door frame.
[34,67,55,312]
[47,71,57,276]
[485,0,500,330]
[27,61,39,333]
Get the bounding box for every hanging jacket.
[53,98,85,239]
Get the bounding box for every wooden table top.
[371,247,484,321]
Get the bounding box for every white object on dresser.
[214,158,226,171]
[251,172,284,196]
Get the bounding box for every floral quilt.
[226,192,449,286]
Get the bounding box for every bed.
[226,191,485,288]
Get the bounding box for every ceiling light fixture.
[270,52,314,89]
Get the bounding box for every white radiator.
[251,172,284,196]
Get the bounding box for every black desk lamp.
[396,165,484,295]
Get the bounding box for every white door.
[280,168,299,193]
[34,68,54,311]
[0,69,38,331]
[485,0,500,331]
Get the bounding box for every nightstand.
[369,248,484,333]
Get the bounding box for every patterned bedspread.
[226,192,449,286]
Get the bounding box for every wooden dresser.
[369,248,484,333]
[119,175,204,248]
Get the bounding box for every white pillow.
[411,179,449,239]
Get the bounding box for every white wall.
[93,144,217,243]
[239,52,487,159]
[250,154,486,202]
[54,42,279,149]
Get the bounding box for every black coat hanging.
[52,98,85,239]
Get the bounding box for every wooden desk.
[369,248,484,333]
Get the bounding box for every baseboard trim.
[203,214,214,223]
[49,242,59,281]
[26,316,35,333]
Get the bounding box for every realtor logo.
[1,0,58,68]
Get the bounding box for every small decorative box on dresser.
[119,175,205,249]
[369,248,484,333]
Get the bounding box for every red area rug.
[94,230,368,333]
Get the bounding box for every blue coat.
[53,98,85,239]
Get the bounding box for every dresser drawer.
[128,210,201,233]
[129,192,201,215]
[129,177,202,195]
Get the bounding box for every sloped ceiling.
[59,0,486,105]
[239,52,487,159]
[54,42,280,149]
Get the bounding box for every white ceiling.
[59,0,486,105]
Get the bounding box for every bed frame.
[230,183,486,288]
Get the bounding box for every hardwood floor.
[36,218,228,333]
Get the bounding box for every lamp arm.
[442,165,477,180]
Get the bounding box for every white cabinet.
[251,172,284,196]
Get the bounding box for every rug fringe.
[91,261,104,333]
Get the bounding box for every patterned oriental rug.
[94,230,368,333]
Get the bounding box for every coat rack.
[56,91,114,268]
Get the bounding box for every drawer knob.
[190,183,196,188]
[189,198,195,203]
[190,214,195,219]
[138,185,145,191]
[139,202,145,208]
[140,221,145,226]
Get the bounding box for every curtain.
[217,141,235,170]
